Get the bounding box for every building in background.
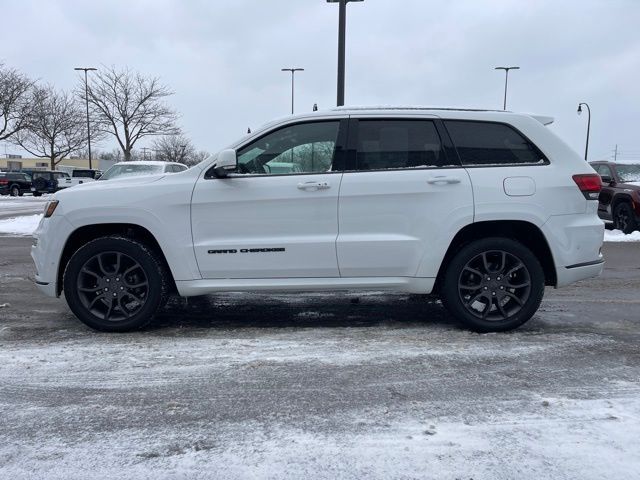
[0,156,115,172]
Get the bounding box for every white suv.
[32,107,604,332]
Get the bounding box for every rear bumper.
[556,257,604,288]
[541,209,605,287]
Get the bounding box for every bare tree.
[152,135,209,166]
[86,66,180,161]
[0,63,35,141]
[152,134,193,163]
[12,86,87,170]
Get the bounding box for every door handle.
[427,176,461,185]
[297,181,330,191]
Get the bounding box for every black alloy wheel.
[63,236,170,332]
[441,237,545,332]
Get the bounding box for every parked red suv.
[590,161,640,233]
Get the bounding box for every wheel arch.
[433,220,557,294]
[57,223,176,296]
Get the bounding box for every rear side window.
[356,120,445,171]
[444,120,546,166]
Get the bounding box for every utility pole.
[281,68,304,114]
[74,67,97,169]
[614,144,618,162]
[327,0,364,106]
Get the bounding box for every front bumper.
[31,214,75,298]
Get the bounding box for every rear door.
[336,117,474,278]
[191,118,348,279]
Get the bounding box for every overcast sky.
[1,0,639,161]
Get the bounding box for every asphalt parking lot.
[1,236,639,479]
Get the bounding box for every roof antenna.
[247,127,251,134]
[313,103,318,112]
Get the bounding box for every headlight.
[44,200,59,218]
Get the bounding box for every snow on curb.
[604,229,640,242]
[0,214,42,236]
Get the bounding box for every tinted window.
[72,170,95,178]
[445,121,545,166]
[356,120,444,171]
[236,121,340,175]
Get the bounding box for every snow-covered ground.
[0,194,48,222]
[604,228,640,242]
[0,214,42,236]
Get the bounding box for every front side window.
[615,164,640,183]
[236,121,340,175]
[445,120,545,166]
[356,120,445,171]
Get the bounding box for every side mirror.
[600,175,613,185]
[212,149,238,178]
[94,173,102,180]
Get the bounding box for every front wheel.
[440,237,545,332]
[63,236,170,332]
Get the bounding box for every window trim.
[204,119,349,179]
[345,117,460,173]
[442,119,550,168]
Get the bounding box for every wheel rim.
[76,251,149,321]
[11,187,18,196]
[457,250,531,321]
[616,208,629,231]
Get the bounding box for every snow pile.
[0,214,42,236]
[604,229,640,242]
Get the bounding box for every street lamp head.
[327,0,364,2]
[577,104,582,115]
[495,66,520,71]
[74,67,97,71]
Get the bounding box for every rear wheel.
[10,185,20,197]
[440,237,545,332]
[63,236,170,332]
[613,202,638,234]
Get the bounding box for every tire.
[440,237,545,333]
[32,177,47,192]
[10,185,20,197]
[613,202,638,234]
[32,191,42,197]
[63,236,170,332]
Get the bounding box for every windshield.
[100,164,164,180]
[616,164,640,183]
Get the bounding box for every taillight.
[572,174,601,200]
[0,179,8,185]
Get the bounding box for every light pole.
[577,103,591,161]
[494,66,519,110]
[74,67,97,169]
[281,68,304,114]
[327,0,364,107]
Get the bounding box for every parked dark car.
[21,170,72,196]
[0,172,33,196]
[590,161,640,233]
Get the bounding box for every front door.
[337,117,474,278]
[191,119,347,279]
